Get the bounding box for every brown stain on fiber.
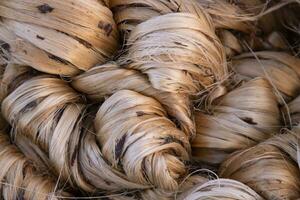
[240,117,258,125]
[37,4,54,14]
[36,35,45,40]
[71,144,79,167]
[1,43,10,52]
[98,21,113,36]
[136,111,145,117]
[115,134,127,161]
[48,54,69,65]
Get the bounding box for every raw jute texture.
[0,0,300,199]
[0,0,119,76]
[0,125,71,199]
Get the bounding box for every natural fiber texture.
[110,0,253,37]
[95,90,190,191]
[128,175,208,200]
[285,94,300,126]
[219,30,290,57]
[0,0,118,76]
[192,78,281,165]
[120,13,227,95]
[2,74,191,192]
[219,132,300,199]
[72,62,195,137]
[266,127,300,168]
[1,0,300,199]
[232,51,300,101]
[0,131,70,200]
[0,64,37,102]
[178,178,263,200]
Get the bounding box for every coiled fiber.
[0,0,300,199]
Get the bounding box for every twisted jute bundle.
[219,128,300,199]
[192,78,281,165]
[119,12,228,96]
[110,0,254,37]
[0,130,71,200]
[232,51,300,102]
[1,71,191,192]
[72,62,194,138]
[0,0,118,76]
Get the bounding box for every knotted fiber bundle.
[120,13,227,95]
[192,78,281,165]
[1,73,191,192]
[95,90,190,191]
[232,51,300,101]
[219,129,300,199]
[72,62,195,137]
[0,0,118,76]
[0,130,71,200]
[110,0,254,37]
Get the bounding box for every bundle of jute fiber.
[0,130,71,199]
[72,62,195,137]
[0,0,118,76]
[120,12,227,95]
[232,51,300,102]
[106,174,207,200]
[0,64,38,101]
[1,74,192,192]
[177,178,263,200]
[192,78,281,166]
[137,175,208,200]
[265,127,300,168]
[219,130,300,199]
[111,176,263,200]
[94,89,190,191]
[110,0,254,37]
[230,0,295,34]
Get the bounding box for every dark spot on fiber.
[136,111,145,117]
[163,136,184,146]
[1,43,10,52]
[20,100,38,114]
[240,117,258,125]
[71,145,79,167]
[98,21,113,36]
[36,35,45,40]
[115,134,127,161]
[103,179,111,186]
[7,70,38,93]
[48,54,69,65]
[141,158,149,181]
[182,69,188,74]
[17,189,25,200]
[37,4,54,14]
[55,29,92,49]
[23,50,27,54]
